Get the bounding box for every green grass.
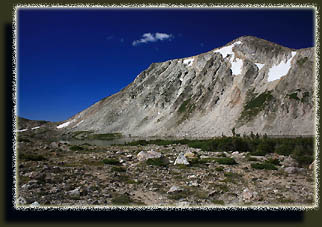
[239,90,273,123]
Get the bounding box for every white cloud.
[132,32,173,46]
[155,32,171,40]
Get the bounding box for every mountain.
[57,36,315,137]
[17,117,50,130]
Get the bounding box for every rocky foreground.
[16,133,316,209]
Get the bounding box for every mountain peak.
[60,36,314,138]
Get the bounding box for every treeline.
[124,135,315,167]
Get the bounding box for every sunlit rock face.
[61,36,315,137]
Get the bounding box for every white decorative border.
[12,3,320,212]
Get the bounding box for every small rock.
[284,167,298,174]
[189,181,199,187]
[69,187,80,197]
[30,201,40,207]
[309,160,315,170]
[241,188,257,202]
[187,175,196,179]
[137,150,162,161]
[17,196,27,205]
[200,155,209,159]
[184,151,195,158]
[281,156,298,167]
[167,185,182,193]
[174,153,189,165]
[50,142,59,148]
[232,151,239,156]
[176,201,190,207]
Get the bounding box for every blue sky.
[17,8,315,122]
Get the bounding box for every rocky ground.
[16,131,316,208]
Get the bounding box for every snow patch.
[57,121,71,129]
[183,58,194,67]
[255,63,265,71]
[214,41,243,75]
[31,126,40,130]
[17,129,28,132]
[267,51,296,82]
[230,57,243,75]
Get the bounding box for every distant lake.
[67,134,314,147]
[67,136,183,146]
[68,137,136,146]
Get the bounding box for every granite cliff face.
[59,36,315,137]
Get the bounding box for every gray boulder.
[174,152,190,165]
[137,150,162,161]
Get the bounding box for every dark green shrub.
[69,145,84,151]
[250,150,266,156]
[111,166,126,172]
[274,143,293,156]
[215,166,224,171]
[111,194,133,205]
[215,157,237,165]
[88,133,122,140]
[145,157,168,167]
[253,140,275,155]
[239,90,274,122]
[19,153,47,161]
[212,200,225,205]
[247,157,259,161]
[266,158,281,166]
[178,99,191,113]
[291,145,314,166]
[288,93,300,101]
[17,137,31,143]
[167,190,191,200]
[102,158,120,165]
[251,162,277,170]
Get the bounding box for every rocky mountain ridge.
[57,36,315,137]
